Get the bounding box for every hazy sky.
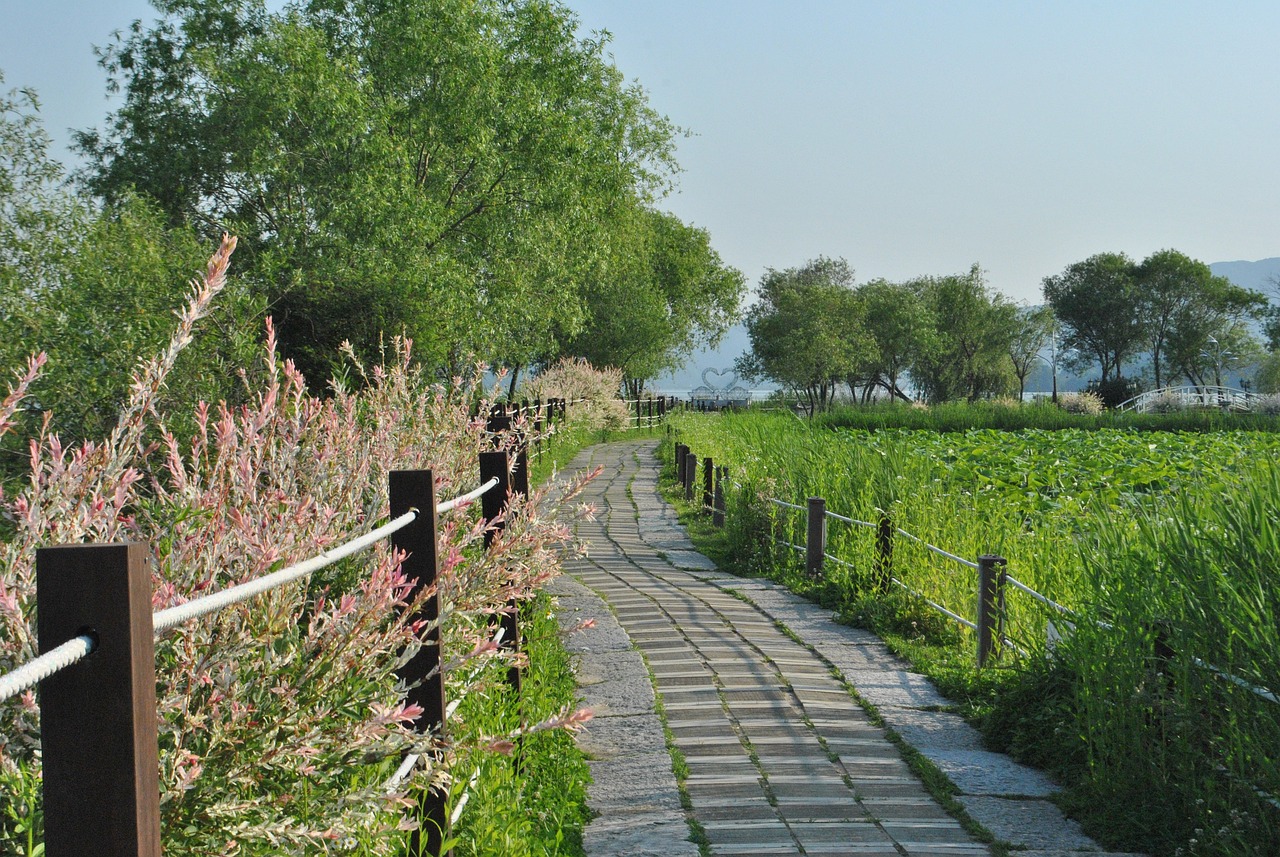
[4,1,1279,304]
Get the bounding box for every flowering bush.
[1058,391,1104,415]
[0,237,595,855]
[1255,393,1280,416]
[521,357,629,431]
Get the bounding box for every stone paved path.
[551,440,1141,857]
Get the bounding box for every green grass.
[665,409,1280,857]
[444,593,592,857]
[811,399,1280,434]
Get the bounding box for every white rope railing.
[769,498,805,512]
[1006,574,1075,616]
[437,477,499,515]
[890,577,977,630]
[0,635,96,703]
[1191,657,1279,705]
[895,527,980,570]
[825,509,876,528]
[1,479,500,700]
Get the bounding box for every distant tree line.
[1,0,744,449]
[740,249,1276,411]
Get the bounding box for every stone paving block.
[922,749,1058,797]
[956,796,1097,850]
[879,707,986,752]
[576,712,666,759]
[581,813,700,857]
[831,679,942,712]
[586,751,684,812]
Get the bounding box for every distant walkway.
[551,440,1142,857]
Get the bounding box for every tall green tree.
[911,265,1017,403]
[565,205,745,398]
[737,257,872,414]
[76,0,680,382]
[1042,252,1145,384]
[1164,278,1266,387]
[1135,249,1265,389]
[1007,305,1055,402]
[856,279,933,402]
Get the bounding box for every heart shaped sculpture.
[700,367,739,391]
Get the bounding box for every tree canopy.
[737,257,872,413]
[75,0,693,383]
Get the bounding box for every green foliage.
[0,81,260,457]
[856,278,933,402]
[670,409,1280,855]
[909,265,1018,403]
[737,257,873,413]
[448,593,591,857]
[1042,251,1145,383]
[78,0,683,381]
[565,205,745,396]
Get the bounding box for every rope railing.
[825,509,876,528]
[893,527,981,570]
[0,635,95,703]
[1,478,501,701]
[890,577,977,630]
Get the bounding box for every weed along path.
[550,440,1144,857]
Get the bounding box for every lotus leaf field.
[669,409,1280,856]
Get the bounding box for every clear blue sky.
[5,0,1279,304]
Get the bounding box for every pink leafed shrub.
[0,236,595,854]
[521,356,629,431]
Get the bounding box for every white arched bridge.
[1117,385,1264,413]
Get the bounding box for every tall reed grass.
[671,409,1280,855]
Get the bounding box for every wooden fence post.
[646,397,653,427]
[635,397,642,429]
[702,456,714,515]
[480,451,519,694]
[976,554,1008,668]
[683,451,696,501]
[713,466,727,528]
[390,470,449,856]
[875,513,893,594]
[37,542,161,857]
[806,497,826,578]
[675,443,688,485]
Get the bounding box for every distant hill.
[651,258,1280,395]
[1210,258,1280,294]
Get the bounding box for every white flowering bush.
[1058,391,1104,415]
[0,237,596,855]
[521,356,630,431]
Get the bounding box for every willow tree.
[77,0,680,382]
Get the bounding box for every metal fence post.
[713,465,727,528]
[37,541,161,857]
[806,497,827,578]
[875,513,893,594]
[702,456,714,515]
[977,554,1008,668]
[390,470,449,856]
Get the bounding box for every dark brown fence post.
[875,513,893,594]
[702,456,714,514]
[683,451,696,501]
[675,443,688,485]
[713,466,727,528]
[976,554,1008,668]
[635,397,642,429]
[480,450,519,694]
[646,397,653,427]
[37,542,161,857]
[390,470,448,856]
[806,497,827,578]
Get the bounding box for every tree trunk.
[508,364,521,400]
